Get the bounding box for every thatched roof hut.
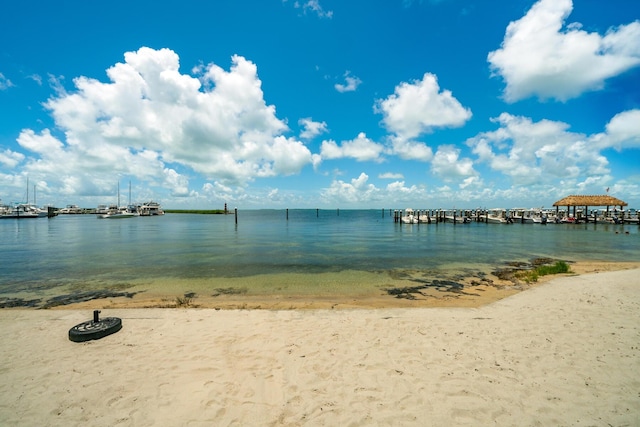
[553,195,627,208]
[552,195,627,220]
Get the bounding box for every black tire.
[69,317,122,342]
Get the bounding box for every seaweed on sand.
[40,290,138,309]
[385,279,479,300]
[212,287,247,297]
[0,297,42,308]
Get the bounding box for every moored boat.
[97,182,138,219]
[98,205,137,219]
[0,203,40,219]
[486,208,511,224]
[401,208,419,224]
[139,201,164,216]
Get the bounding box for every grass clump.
[175,292,197,307]
[515,261,571,283]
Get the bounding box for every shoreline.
[3,259,639,311]
[1,267,638,425]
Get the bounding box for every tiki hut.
[552,195,627,221]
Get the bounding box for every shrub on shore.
[516,261,571,283]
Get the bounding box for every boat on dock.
[400,208,419,224]
[509,208,535,224]
[98,182,138,219]
[444,209,471,224]
[98,204,138,219]
[139,201,164,216]
[486,208,511,224]
[58,204,83,214]
[0,203,40,219]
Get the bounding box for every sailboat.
[0,178,46,219]
[98,182,138,219]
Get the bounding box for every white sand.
[1,269,639,426]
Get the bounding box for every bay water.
[1,210,638,301]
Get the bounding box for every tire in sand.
[69,317,122,342]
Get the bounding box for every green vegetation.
[175,292,196,307]
[515,261,571,283]
[164,209,227,214]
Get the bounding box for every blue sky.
[1,0,639,209]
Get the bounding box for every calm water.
[1,210,639,298]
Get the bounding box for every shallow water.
[1,210,638,299]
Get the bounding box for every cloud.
[298,117,328,140]
[14,47,313,199]
[0,72,14,90]
[320,132,385,162]
[321,172,380,204]
[0,149,25,168]
[28,74,43,86]
[387,136,433,161]
[289,0,333,18]
[375,73,472,140]
[602,109,640,149]
[431,145,477,181]
[467,113,610,186]
[335,71,362,93]
[379,172,404,179]
[320,173,431,207]
[488,0,640,102]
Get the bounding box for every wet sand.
[38,260,640,310]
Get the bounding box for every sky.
[1,0,639,210]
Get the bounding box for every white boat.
[530,209,548,224]
[401,208,419,224]
[96,204,109,215]
[486,208,510,224]
[98,205,138,219]
[1,179,49,218]
[0,204,40,219]
[510,208,535,224]
[139,201,164,216]
[622,209,639,224]
[59,204,82,214]
[98,183,137,219]
[444,209,471,223]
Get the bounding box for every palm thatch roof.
[553,195,627,207]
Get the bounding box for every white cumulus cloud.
[602,109,640,149]
[375,73,472,140]
[334,71,362,93]
[16,47,313,199]
[467,113,610,186]
[298,117,328,140]
[0,149,25,168]
[320,133,385,162]
[321,172,380,204]
[431,145,477,181]
[488,0,640,102]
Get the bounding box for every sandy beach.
[1,267,639,426]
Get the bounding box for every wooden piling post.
[234,207,238,224]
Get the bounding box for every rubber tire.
[69,317,122,342]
